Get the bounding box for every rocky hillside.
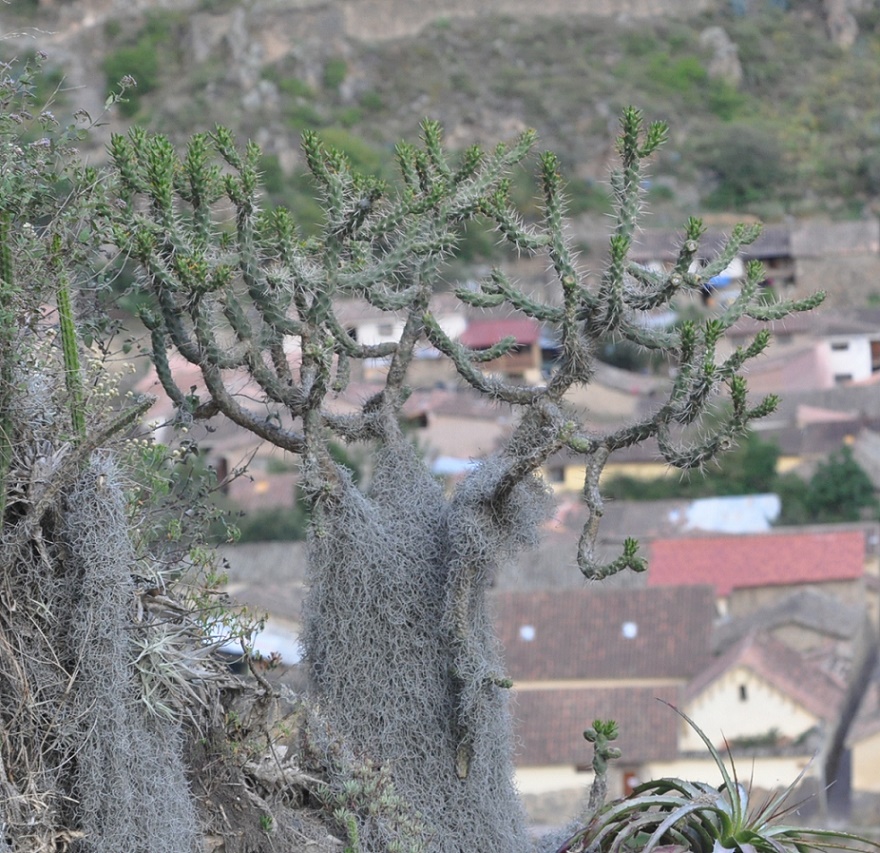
[5,0,880,229]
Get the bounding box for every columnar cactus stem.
[52,235,87,443]
[0,210,14,518]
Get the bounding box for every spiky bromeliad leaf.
[556,705,880,853]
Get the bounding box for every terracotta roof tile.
[512,685,681,766]
[493,586,715,682]
[460,318,541,349]
[648,530,865,596]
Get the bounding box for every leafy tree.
[102,105,820,851]
[800,445,877,523]
[693,122,790,209]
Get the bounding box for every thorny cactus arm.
[107,119,536,464]
[108,109,822,575]
[582,720,622,820]
[52,234,87,444]
[464,107,824,579]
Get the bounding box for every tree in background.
[777,445,879,525]
[604,429,782,501]
[103,106,821,851]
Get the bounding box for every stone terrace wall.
[39,0,721,43]
[339,0,719,41]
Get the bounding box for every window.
[622,621,638,639]
[738,684,748,702]
[834,373,853,385]
[831,341,850,351]
[377,322,395,336]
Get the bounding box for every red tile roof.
[460,318,541,349]
[648,530,865,597]
[512,685,681,766]
[493,586,715,682]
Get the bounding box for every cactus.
[105,111,824,852]
[0,210,13,519]
[51,234,87,443]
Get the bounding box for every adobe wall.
[339,0,719,41]
[36,0,720,44]
[794,254,880,311]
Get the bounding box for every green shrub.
[693,123,789,209]
[276,76,314,99]
[103,45,160,116]
[233,504,309,542]
[323,58,348,90]
[317,127,389,177]
[101,12,184,117]
[336,106,363,128]
[647,55,707,93]
[359,90,384,112]
[285,102,325,132]
[707,79,748,120]
[258,154,286,196]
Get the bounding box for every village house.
[641,630,851,808]
[493,586,716,821]
[624,219,880,310]
[399,385,513,463]
[335,293,467,383]
[493,579,880,823]
[711,587,863,669]
[459,317,558,384]
[720,313,880,391]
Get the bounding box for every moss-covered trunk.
[302,439,551,852]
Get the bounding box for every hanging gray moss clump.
[61,457,200,853]
[303,438,552,851]
[0,416,201,853]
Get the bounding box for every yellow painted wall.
[682,666,818,751]
[601,461,674,482]
[776,455,804,474]
[516,765,592,796]
[853,730,880,792]
[643,756,812,794]
[545,460,676,493]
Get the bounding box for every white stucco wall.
[823,336,874,383]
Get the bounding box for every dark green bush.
[323,58,348,90]
[693,123,789,209]
[102,11,184,116]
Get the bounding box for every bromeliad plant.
[558,706,879,853]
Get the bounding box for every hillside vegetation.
[6,1,880,235]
